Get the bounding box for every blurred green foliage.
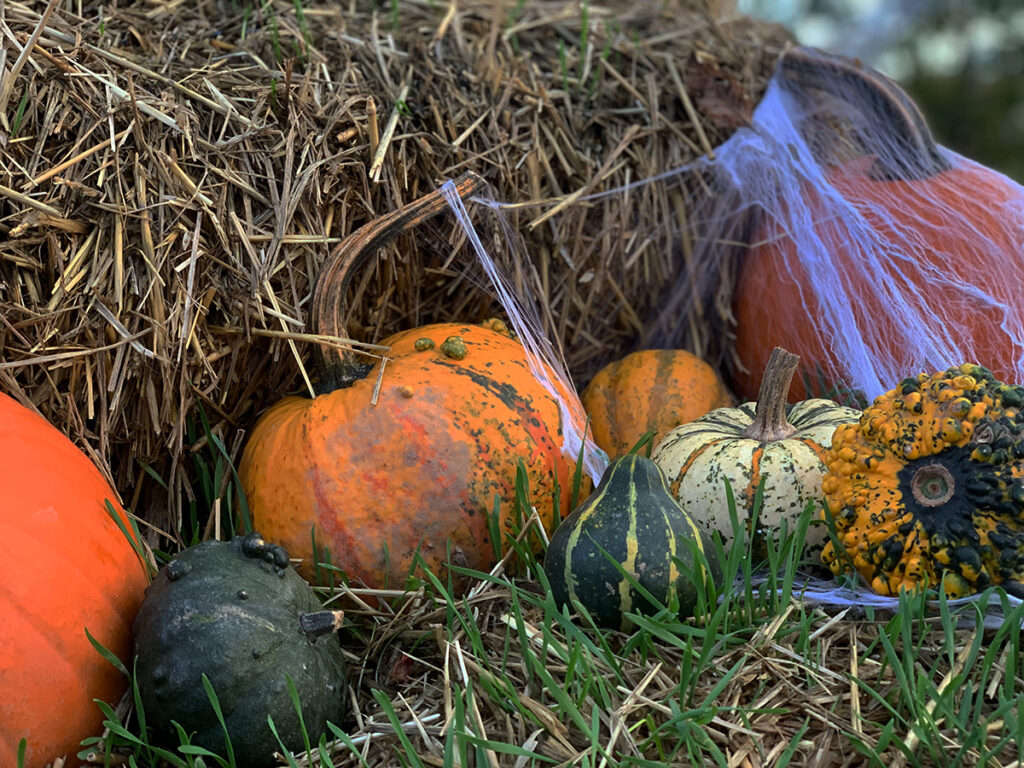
[739,0,1024,181]
[910,69,1024,182]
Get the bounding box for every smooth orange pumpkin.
[0,393,149,767]
[732,48,1024,401]
[238,174,583,590]
[582,349,733,457]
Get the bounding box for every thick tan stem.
[742,347,799,441]
[778,47,950,180]
[299,610,345,643]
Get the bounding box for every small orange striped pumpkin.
[651,348,860,557]
[581,349,733,458]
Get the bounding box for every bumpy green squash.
[132,534,347,767]
[544,454,722,629]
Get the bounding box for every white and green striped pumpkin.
[544,454,722,630]
[651,348,861,559]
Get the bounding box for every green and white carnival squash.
[544,454,722,630]
[132,534,347,767]
[652,348,861,558]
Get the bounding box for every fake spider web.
[652,45,1024,403]
[440,183,610,485]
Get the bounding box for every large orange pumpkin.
[732,48,1024,401]
[0,393,149,767]
[582,349,733,458]
[238,174,583,590]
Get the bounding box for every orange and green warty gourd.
[821,363,1024,598]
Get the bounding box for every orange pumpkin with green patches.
[822,364,1024,598]
[238,175,583,590]
[582,349,733,458]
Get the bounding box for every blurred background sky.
[737,0,1024,181]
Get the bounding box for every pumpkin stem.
[298,610,345,643]
[778,47,950,180]
[742,347,799,442]
[311,172,487,394]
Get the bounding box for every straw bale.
[0,0,790,529]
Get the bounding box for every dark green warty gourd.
[132,533,347,767]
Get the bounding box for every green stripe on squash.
[544,454,722,630]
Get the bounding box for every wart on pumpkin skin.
[440,335,468,360]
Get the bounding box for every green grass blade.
[200,674,235,766]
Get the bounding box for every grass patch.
[88,463,1024,766]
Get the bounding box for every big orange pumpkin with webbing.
[239,174,582,590]
[732,48,1024,402]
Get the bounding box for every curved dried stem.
[311,172,487,392]
[778,46,950,180]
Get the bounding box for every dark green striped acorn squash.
[132,534,347,767]
[544,454,723,629]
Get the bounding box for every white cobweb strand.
[750,574,1024,629]
[439,182,609,485]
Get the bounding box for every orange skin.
[582,349,734,458]
[733,163,1024,402]
[0,393,149,768]
[238,322,582,589]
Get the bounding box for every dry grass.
[0,0,789,532]
[325,595,867,766]
[146,513,1020,768]
[286,519,1023,768]
[61,496,1023,768]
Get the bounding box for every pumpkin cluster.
[547,347,864,632]
[14,37,1024,768]
[821,364,1024,598]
